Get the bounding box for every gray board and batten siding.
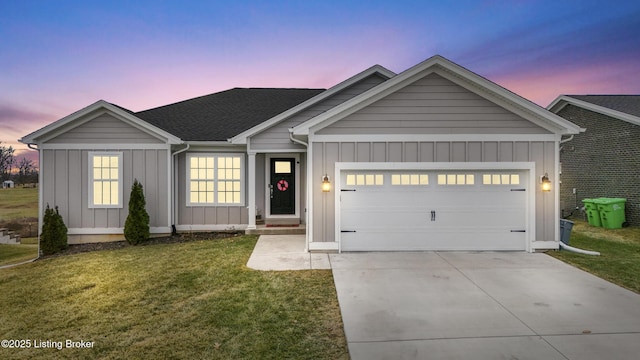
[46,114,166,144]
[310,73,556,244]
[311,140,556,244]
[316,73,552,135]
[41,113,171,243]
[249,73,388,152]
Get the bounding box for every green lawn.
[548,220,640,294]
[0,187,38,221]
[0,244,38,267]
[0,235,348,359]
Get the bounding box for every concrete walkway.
[246,235,330,271]
[246,237,640,359]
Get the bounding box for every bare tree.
[17,157,37,184]
[0,142,15,181]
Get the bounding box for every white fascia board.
[39,143,173,150]
[231,65,396,144]
[293,55,581,136]
[431,66,582,135]
[548,95,640,127]
[20,100,183,145]
[20,100,110,143]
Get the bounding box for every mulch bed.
[39,231,244,260]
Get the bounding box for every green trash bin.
[597,198,627,229]
[582,198,602,227]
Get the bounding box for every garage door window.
[346,174,384,186]
[391,174,429,185]
[438,174,474,185]
[482,174,520,185]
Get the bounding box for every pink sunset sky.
[2,0,639,166]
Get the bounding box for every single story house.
[548,95,640,226]
[2,180,14,189]
[21,55,581,252]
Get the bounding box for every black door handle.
[431,210,436,221]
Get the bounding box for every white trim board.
[310,134,559,143]
[67,227,172,235]
[175,224,248,232]
[40,143,172,150]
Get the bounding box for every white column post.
[247,152,257,230]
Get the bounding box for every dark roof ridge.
[133,87,325,141]
[136,87,325,114]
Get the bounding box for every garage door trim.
[334,162,536,253]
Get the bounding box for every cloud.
[0,103,57,127]
[0,102,59,153]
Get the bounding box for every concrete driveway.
[330,252,640,360]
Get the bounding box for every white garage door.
[339,170,528,251]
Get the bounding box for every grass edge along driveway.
[548,220,640,294]
[0,235,348,360]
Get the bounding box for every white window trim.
[88,152,124,209]
[186,153,246,207]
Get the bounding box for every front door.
[270,158,295,215]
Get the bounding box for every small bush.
[124,179,150,245]
[40,204,68,255]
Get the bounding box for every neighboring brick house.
[548,95,640,226]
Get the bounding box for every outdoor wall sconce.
[321,174,331,192]
[541,173,551,192]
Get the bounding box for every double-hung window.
[187,154,244,206]
[89,152,123,208]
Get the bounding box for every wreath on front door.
[276,179,289,191]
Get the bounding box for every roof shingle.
[568,95,640,118]
[135,88,325,141]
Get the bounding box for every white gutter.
[170,144,190,234]
[289,131,310,252]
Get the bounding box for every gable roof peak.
[229,63,396,143]
[293,54,581,136]
[548,94,640,126]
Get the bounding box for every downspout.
[559,242,600,256]
[559,135,574,151]
[559,135,574,144]
[0,144,42,268]
[289,131,310,252]
[31,143,42,264]
[556,134,598,255]
[171,144,190,235]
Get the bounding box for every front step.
[265,218,300,226]
[0,228,21,244]
[246,225,306,235]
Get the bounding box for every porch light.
[321,174,331,192]
[541,173,551,192]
